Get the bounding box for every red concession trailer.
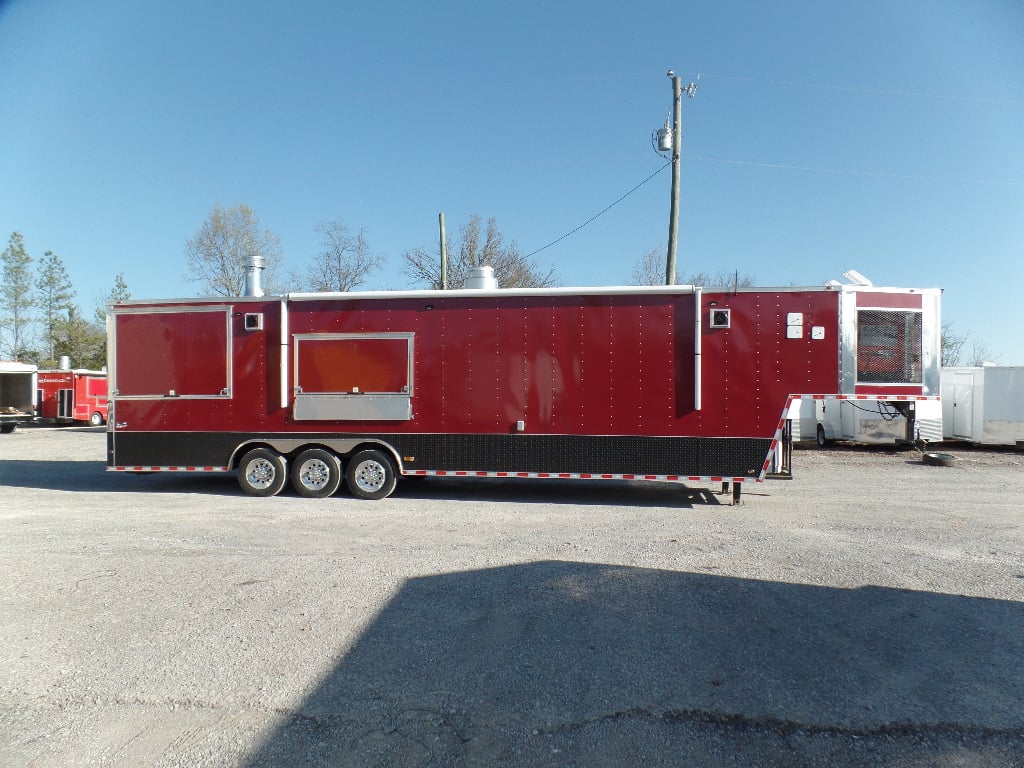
[712,284,942,450]
[105,281,941,500]
[36,369,108,426]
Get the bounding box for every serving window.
[293,333,413,421]
[114,307,232,398]
[856,309,923,385]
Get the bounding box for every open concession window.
[293,333,413,421]
[114,307,232,398]
[856,309,923,385]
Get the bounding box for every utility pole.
[663,71,697,285]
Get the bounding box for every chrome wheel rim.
[299,458,331,491]
[353,460,386,493]
[246,458,277,490]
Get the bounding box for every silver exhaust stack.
[244,254,265,297]
[465,265,498,290]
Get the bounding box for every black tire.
[816,424,828,448]
[291,448,342,498]
[89,412,104,427]
[0,424,15,434]
[237,447,288,497]
[922,452,957,467]
[345,448,397,500]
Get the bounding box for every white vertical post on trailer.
[280,300,290,410]
[693,287,702,411]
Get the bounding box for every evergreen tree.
[95,272,131,325]
[0,232,34,360]
[36,250,76,365]
[55,306,106,371]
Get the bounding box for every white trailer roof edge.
[704,285,943,295]
[0,361,38,372]
[107,283,942,309]
[285,285,702,301]
[108,285,701,308]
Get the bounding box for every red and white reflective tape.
[795,393,940,401]
[401,469,755,484]
[110,465,229,472]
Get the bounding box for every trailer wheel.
[816,424,828,448]
[346,449,397,500]
[291,448,342,498]
[237,448,288,497]
[0,424,15,434]
[89,412,104,427]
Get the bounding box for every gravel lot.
[1,426,1022,767]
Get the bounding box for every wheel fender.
[346,440,404,474]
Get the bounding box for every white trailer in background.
[941,366,1024,447]
[0,361,38,434]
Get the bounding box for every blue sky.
[1,0,1022,362]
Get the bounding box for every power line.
[525,163,669,258]
[688,155,1024,188]
[523,68,1020,258]
[701,72,1024,106]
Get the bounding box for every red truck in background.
[36,368,108,426]
[104,274,942,501]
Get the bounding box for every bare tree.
[305,219,382,292]
[966,339,999,366]
[940,321,967,367]
[630,247,756,290]
[185,203,285,296]
[630,247,667,286]
[940,321,998,367]
[684,269,756,291]
[403,215,558,289]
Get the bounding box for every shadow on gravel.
[0,460,732,506]
[7,424,106,434]
[0,459,241,496]
[245,562,1024,767]
[395,476,728,507]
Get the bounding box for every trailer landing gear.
[720,481,742,505]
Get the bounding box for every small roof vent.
[841,269,873,287]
